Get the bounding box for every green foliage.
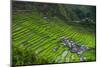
[12,1,96,65]
[13,1,96,24]
[82,49,96,61]
[12,45,49,66]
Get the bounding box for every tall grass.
[12,44,49,66]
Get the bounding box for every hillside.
[12,1,96,66]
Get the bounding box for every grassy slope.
[12,11,96,65]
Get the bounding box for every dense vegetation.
[12,1,96,66]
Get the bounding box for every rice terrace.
[12,1,96,66]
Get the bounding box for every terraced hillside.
[12,1,96,66]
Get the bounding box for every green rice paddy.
[12,11,96,65]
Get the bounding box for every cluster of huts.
[52,36,89,62]
[60,36,89,55]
